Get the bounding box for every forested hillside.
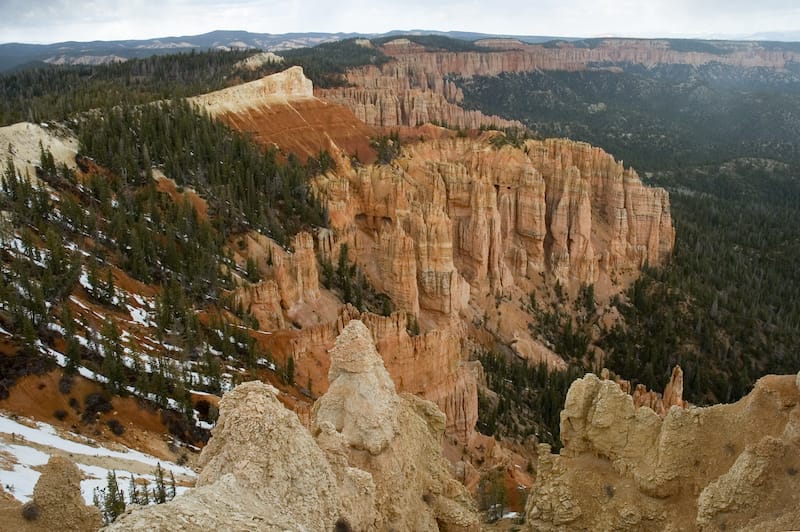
[467,59,800,446]
[0,41,389,126]
[0,98,331,446]
[459,64,800,169]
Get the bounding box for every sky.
[1,0,799,44]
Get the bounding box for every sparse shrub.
[53,409,68,421]
[58,374,74,394]
[788,467,798,476]
[93,470,125,524]
[334,517,353,532]
[21,501,40,521]
[107,419,125,436]
[68,396,80,412]
[58,378,73,395]
[82,392,113,423]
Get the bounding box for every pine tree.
[94,470,125,524]
[168,471,176,500]
[128,474,138,505]
[152,463,167,504]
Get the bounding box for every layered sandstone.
[316,135,674,316]
[265,308,480,447]
[233,231,332,330]
[320,38,800,129]
[107,320,479,531]
[190,66,376,160]
[524,372,800,531]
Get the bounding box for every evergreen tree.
[94,470,125,524]
[152,463,167,504]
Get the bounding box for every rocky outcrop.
[192,65,313,112]
[524,372,800,531]
[316,136,674,316]
[272,308,480,446]
[31,456,102,532]
[603,365,687,416]
[106,381,342,531]
[234,231,324,330]
[108,320,479,531]
[313,320,479,531]
[190,66,376,160]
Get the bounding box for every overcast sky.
[1,0,799,44]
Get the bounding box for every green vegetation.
[94,463,176,524]
[459,66,800,170]
[94,470,126,524]
[372,34,486,52]
[0,40,393,126]
[600,161,800,404]
[0,50,273,126]
[77,100,327,247]
[371,131,401,164]
[320,243,393,315]
[477,352,585,449]
[0,98,325,444]
[278,39,390,87]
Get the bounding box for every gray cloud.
[1,0,798,44]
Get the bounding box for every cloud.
[1,0,799,44]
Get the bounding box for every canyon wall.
[319,38,800,129]
[316,135,674,316]
[204,66,673,456]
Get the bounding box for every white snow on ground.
[127,304,152,326]
[0,413,196,504]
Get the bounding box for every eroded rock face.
[313,320,401,455]
[525,372,800,531]
[107,381,341,531]
[108,320,479,531]
[321,38,800,129]
[316,136,674,317]
[190,66,376,160]
[234,231,324,330]
[313,320,480,531]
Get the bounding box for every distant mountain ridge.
[0,29,567,72]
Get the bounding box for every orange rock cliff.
[319,38,800,129]
[194,66,674,454]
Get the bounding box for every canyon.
[196,66,674,457]
[319,38,800,129]
[8,34,798,530]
